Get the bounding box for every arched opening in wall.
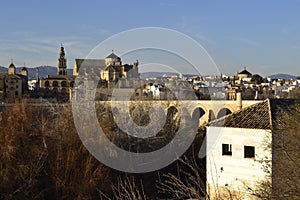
[217,108,232,119]
[53,87,58,95]
[53,81,58,87]
[209,110,216,121]
[129,104,151,126]
[45,81,50,87]
[192,107,206,124]
[97,93,108,101]
[61,81,67,87]
[70,81,74,87]
[167,106,179,122]
[160,106,179,139]
[61,88,67,95]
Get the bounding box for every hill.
[267,73,299,80]
[140,72,197,79]
[0,66,6,72]
[0,66,73,79]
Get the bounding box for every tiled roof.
[210,99,300,130]
[269,99,299,129]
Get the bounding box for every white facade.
[206,126,272,199]
[28,79,38,90]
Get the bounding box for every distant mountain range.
[0,66,73,79]
[139,72,197,78]
[266,73,299,80]
[0,66,299,80]
[140,72,300,80]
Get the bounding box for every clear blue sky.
[0,0,300,76]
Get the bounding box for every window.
[53,81,58,87]
[244,146,255,158]
[15,91,18,96]
[45,81,50,87]
[61,81,67,87]
[222,144,232,156]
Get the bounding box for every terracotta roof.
[210,99,300,130]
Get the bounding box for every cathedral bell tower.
[58,44,67,75]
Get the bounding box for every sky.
[0,0,300,77]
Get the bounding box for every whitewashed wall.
[206,126,272,199]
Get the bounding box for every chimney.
[254,90,259,100]
[236,92,242,110]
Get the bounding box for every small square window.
[244,146,255,158]
[222,144,232,156]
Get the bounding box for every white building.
[206,99,298,199]
[28,79,38,91]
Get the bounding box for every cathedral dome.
[106,52,120,60]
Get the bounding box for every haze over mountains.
[0,66,73,79]
[0,66,298,80]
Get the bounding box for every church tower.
[58,44,67,75]
[8,59,16,75]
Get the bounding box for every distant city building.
[236,67,252,79]
[74,52,139,88]
[72,52,139,100]
[206,99,297,199]
[0,61,28,100]
[100,52,139,88]
[39,44,75,101]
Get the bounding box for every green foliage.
[251,74,264,84]
[288,87,300,98]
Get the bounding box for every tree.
[288,87,300,98]
[251,74,264,84]
[253,102,300,199]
